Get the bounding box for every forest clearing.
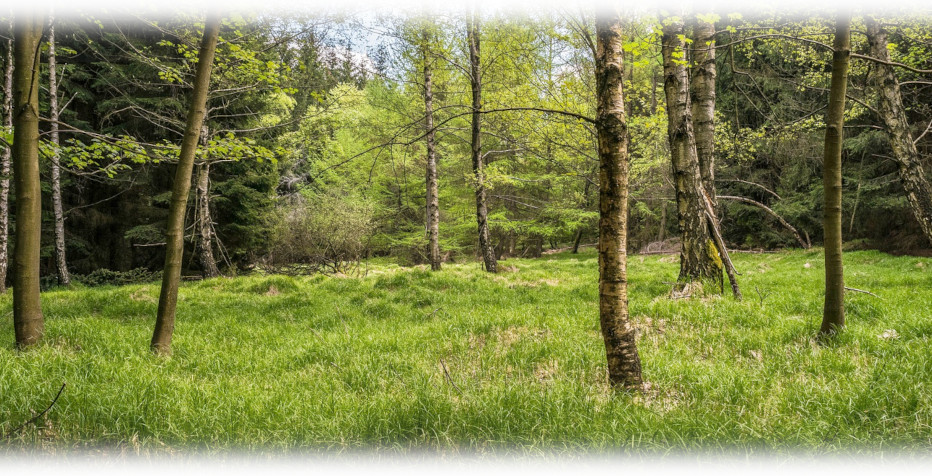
[2,0,932,463]
[2,249,931,453]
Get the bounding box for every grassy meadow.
[1,249,932,455]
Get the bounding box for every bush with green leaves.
[264,191,375,274]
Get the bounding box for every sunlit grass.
[1,249,931,454]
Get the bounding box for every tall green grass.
[1,249,931,454]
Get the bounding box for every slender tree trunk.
[657,202,667,242]
[572,229,583,254]
[151,15,220,354]
[650,67,658,115]
[0,30,13,293]
[572,176,593,254]
[661,20,724,292]
[689,17,717,210]
[422,28,441,271]
[196,158,220,278]
[11,9,46,347]
[865,18,932,246]
[595,15,642,390]
[467,14,497,273]
[820,15,850,336]
[49,15,70,286]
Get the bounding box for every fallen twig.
[846,286,880,298]
[3,382,66,440]
[439,358,463,394]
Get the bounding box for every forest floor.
[1,249,931,455]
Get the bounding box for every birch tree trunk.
[865,18,932,246]
[689,17,717,210]
[820,15,850,336]
[422,28,441,271]
[595,14,642,390]
[11,9,46,347]
[661,20,724,293]
[0,30,13,294]
[196,158,220,278]
[152,15,220,354]
[468,14,497,273]
[49,15,71,286]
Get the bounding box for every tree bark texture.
[468,15,497,273]
[11,9,46,347]
[1,32,13,293]
[422,28,441,271]
[49,16,71,286]
[689,18,717,210]
[661,20,724,291]
[196,157,220,278]
[820,15,850,336]
[152,15,221,354]
[595,15,642,390]
[865,18,932,246]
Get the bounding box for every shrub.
[264,190,375,274]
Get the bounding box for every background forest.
[3,6,931,287]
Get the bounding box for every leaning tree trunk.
[11,10,46,347]
[661,20,724,292]
[866,18,932,246]
[467,14,497,273]
[689,17,717,210]
[0,31,13,294]
[49,15,71,286]
[151,15,221,354]
[196,157,220,279]
[820,15,851,336]
[595,15,642,390]
[422,28,441,271]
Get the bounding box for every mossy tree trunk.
[595,14,642,390]
[865,18,932,246]
[151,14,221,354]
[820,15,850,336]
[661,20,724,292]
[468,14,497,273]
[422,27,441,271]
[11,9,46,347]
